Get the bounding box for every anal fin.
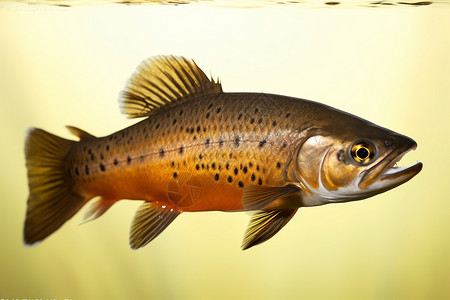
[129,202,180,249]
[82,197,116,224]
[242,209,298,250]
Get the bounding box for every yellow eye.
[351,141,376,164]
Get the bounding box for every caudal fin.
[24,128,85,245]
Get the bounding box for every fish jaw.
[297,135,422,206]
[358,139,422,192]
[357,149,422,195]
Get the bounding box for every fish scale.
[69,93,297,212]
[23,55,422,250]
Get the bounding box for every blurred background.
[0,2,449,299]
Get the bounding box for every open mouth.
[359,142,422,190]
[379,149,423,182]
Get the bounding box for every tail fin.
[24,128,85,245]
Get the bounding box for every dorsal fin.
[119,55,223,119]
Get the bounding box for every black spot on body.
[156,123,160,130]
[258,178,263,185]
[171,161,175,167]
[159,148,165,157]
[190,128,194,134]
[258,118,263,124]
[196,164,200,170]
[216,107,221,113]
[238,114,243,120]
[173,119,177,125]
[254,108,259,113]
[206,112,210,119]
[127,156,131,164]
[199,154,203,159]
[100,163,105,172]
[281,142,288,150]
[106,145,110,151]
[205,138,210,146]
[214,173,219,181]
[276,162,281,169]
[179,109,183,116]
[259,140,267,148]
[227,176,233,183]
[234,136,240,147]
[238,181,244,188]
[208,103,213,110]
[173,172,178,179]
[243,166,248,174]
[114,158,118,165]
[249,162,253,168]
[272,121,277,126]
[85,165,89,175]
[226,163,230,170]
[285,113,291,118]
[250,118,255,124]
[212,163,216,170]
[234,168,238,175]
[219,140,224,147]
[251,174,256,181]
[75,167,79,176]
[196,126,201,133]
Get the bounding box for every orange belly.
[77,160,246,212]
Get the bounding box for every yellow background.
[0,3,449,299]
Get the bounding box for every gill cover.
[296,132,421,206]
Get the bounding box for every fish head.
[295,121,422,206]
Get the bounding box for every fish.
[23,55,422,250]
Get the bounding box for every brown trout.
[24,55,422,250]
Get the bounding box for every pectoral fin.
[242,209,298,250]
[129,202,180,249]
[242,184,300,211]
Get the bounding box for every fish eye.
[350,141,376,165]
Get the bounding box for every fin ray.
[242,185,300,211]
[82,197,116,224]
[129,202,180,249]
[242,209,298,250]
[119,55,222,118]
[24,128,86,244]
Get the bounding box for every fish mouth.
[358,141,422,191]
